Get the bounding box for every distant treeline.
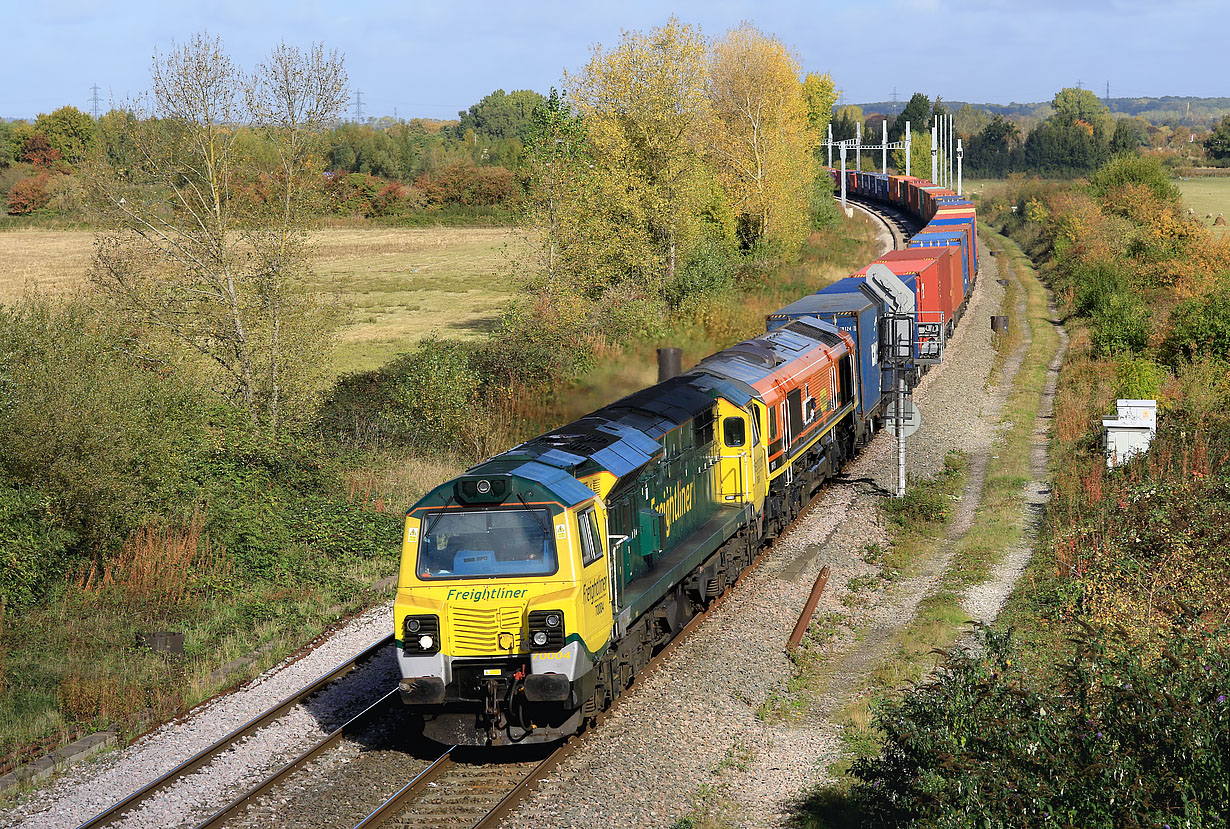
[853,95,1230,126]
[831,90,1230,179]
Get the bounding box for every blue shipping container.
[766,285,884,421]
[909,231,970,294]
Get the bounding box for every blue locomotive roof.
[508,461,597,506]
[682,371,754,407]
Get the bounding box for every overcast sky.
[3,0,1225,122]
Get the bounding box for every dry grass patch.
[0,225,522,377]
[0,229,94,300]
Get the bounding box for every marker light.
[545,613,562,629]
[406,619,421,633]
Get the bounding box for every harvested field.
[0,229,94,299]
[0,226,520,377]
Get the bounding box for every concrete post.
[931,125,937,184]
[882,118,888,175]
[839,144,847,210]
[905,121,911,176]
[957,138,964,196]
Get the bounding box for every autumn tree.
[966,115,1023,177]
[88,35,348,431]
[1051,87,1112,134]
[706,23,816,251]
[830,105,863,142]
[519,88,593,285]
[455,89,545,142]
[802,72,837,150]
[566,17,712,290]
[954,104,991,139]
[33,106,95,165]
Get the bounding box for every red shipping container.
[889,175,921,206]
[855,256,946,332]
[918,186,952,223]
[876,247,961,326]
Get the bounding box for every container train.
[393,170,979,746]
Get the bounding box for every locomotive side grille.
[450,605,525,655]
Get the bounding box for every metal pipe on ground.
[787,565,831,650]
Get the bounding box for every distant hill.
[853,96,1230,127]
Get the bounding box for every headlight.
[402,614,440,654]
[528,609,565,652]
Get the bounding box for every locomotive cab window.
[723,417,746,447]
[416,508,558,580]
[578,506,603,567]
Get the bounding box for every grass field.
[1176,177,1230,237]
[0,226,519,377]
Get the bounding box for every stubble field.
[0,226,520,377]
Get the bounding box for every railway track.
[170,551,767,829]
[844,195,916,249]
[74,634,395,829]
[350,564,764,829]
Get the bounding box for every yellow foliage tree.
[706,23,816,251]
[566,17,712,291]
[802,71,838,149]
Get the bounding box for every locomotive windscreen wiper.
[424,493,455,537]
[515,493,551,534]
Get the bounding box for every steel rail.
[351,749,456,828]
[349,566,755,829]
[193,690,400,828]
[75,634,394,829]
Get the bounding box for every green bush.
[1070,260,1125,317]
[1162,276,1230,364]
[884,478,951,526]
[0,485,76,607]
[1088,152,1180,205]
[1114,357,1164,400]
[1090,290,1150,356]
[0,297,212,551]
[668,236,737,309]
[848,622,1230,828]
[320,336,489,454]
[809,172,842,229]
